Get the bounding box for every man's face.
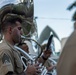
[11,21,23,44]
[21,44,29,53]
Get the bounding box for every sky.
[34,0,75,40]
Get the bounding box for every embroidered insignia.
[2,53,10,64]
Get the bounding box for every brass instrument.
[14,35,57,75]
[14,45,35,71]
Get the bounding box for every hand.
[42,49,52,59]
[25,63,41,75]
[47,65,56,71]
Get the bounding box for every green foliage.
[72,11,76,21]
[67,1,76,21]
[67,1,76,10]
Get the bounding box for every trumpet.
[14,45,48,75]
[21,35,43,61]
[15,35,56,75]
[21,35,41,48]
[14,35,42,72]
[14,45,35,71]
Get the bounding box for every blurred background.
[0,0,76,59]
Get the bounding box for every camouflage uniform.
[0,40,23,75]
[57,30,76,75]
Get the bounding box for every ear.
[7,26,12,34]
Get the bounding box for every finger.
[34,63,40,66]
[36,69,41,73]
[36,66,41,70]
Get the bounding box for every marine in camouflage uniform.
[0,2,39,75]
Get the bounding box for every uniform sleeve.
[0,53,14,75]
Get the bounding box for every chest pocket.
[13,50,23,73]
